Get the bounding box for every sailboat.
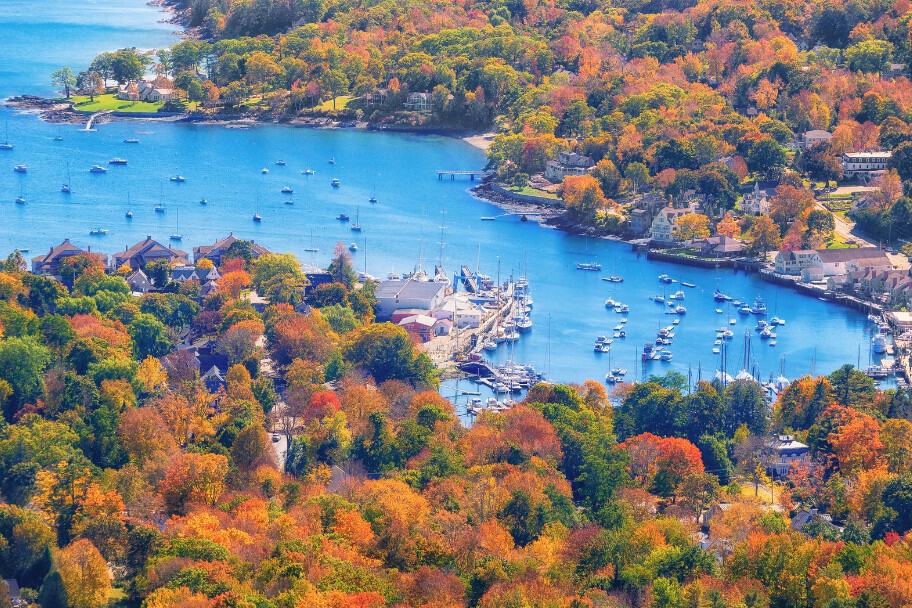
[169,209,183,241]
[350,207,362,232]
[304,230,320,253]
[14,183,25,205]
[252,193,262,223]
[369,183,378,204]
[154,183,166,213]
[61,163,71,194]
[125,192,133,218]
[0,121,13,150]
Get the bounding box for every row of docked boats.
[480,277,533,352]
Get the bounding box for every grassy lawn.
[313,96,353,112]
[509,185,561,200]
[70,94,164,113]
[824,233,859,249]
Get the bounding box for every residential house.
[111,236,188,270]
[741,182,774,215]
[366,88,388,106]
[193,233,270,267]
[791,508,842,536]
[773,249,822,275]
[691,235,746,258]
[404,92,432,113]
[201,365,226,393]
[799,130,833,148]
[648,207,692,244]
[31,239,103,275]
[544,151,595,182]
[171,265,221,285]
[835,268,912,306]
[126,269,154,294]
[431,296,484,329]
[841,151,892,181]
[117,77,176,103]
[768,434,809,478]
[375,278,448,320]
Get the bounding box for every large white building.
[375,278,448,320]
[648,207,692,244]
[841,151,892,180]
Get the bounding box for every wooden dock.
[437,170,485,181]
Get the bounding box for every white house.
[768,434,810,478]
[544,151,595,182]
[742,183,772,215]
[799,130,832,148]
[648,207,692,244]
[842,151,892,180]
[815,247,892,277]
[773,249,821,275]
[432,296,483,329]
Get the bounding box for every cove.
[0,1,879,398]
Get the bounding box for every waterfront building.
[798,129,833,148]
[690,235,746,258]
[648,206,692,244]
[31,239,103,275]
[116,77,176,103]
[773,249,822,275]
[544,151,595,182]
[815,247,892,277]
[768,434,810,478]
[111,236,188,270]
[376,279,448,320]
[841,151,892,181]
[404,92,432,113]
[398,314,450,342]
[193,233,270,266]
[835,268,912,306]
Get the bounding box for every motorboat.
[751,297,768,315]
[713,290,731,301]
[658,274,673,283]
[261,168,269,174]
[154,204,166,214]
[14,195,25,205]
[681,281,696,288]
[659,350,673,361]
[756,320,769,331]
[617,304,629,313]
[336,213,350,222]
[281,186,293,194]
[738,304,752,315]
[199,198,208,205]
[302,168,315,175]
[108,158,128,165]
[675,306,686,314]
[125,210,133,219]
[605,298,618,309]
[275,160,286,166]
[331,178,341,188]
[170,175,186,182]
[123,138,139,144]
[61,184,71,194]
[369,195,378,204]
[607,275,624,282]
[89,165,107,174]
[480,216,496,221]
[349,242,358,252]
[872,333,889,354]
[516,317,533,332]
[328,157,336,165]
[89,228,108,236]
[482,340,497,352]
[651,295,665,304]
[576,262,602,271]
[770,316,785,326]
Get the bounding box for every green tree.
[845,39,894,73]
[829,364,876,409]
[0,337,51,419]
[128,313,172,360]
[51,67,76,98]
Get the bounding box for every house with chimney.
[31,239,104,275]
[193,233,270,267]
[111,236,188,270]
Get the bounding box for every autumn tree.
[39,539,111,608]
[674,213,711,241]
[562,174,609,220]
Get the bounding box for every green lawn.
[313,96,353,112]
[70,94,165,113]
[508,185,561,200]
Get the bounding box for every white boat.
[872,334,889,354]
[275,160,286,166]
[199,198,208,205]
[281,186,293,194]
[261,168,269,174]
[123,138,140,144]
[715,308,723,314]
[89,228,108,236]
[516,317,533,332]
[89,165,107,174]
[302,168,315,175]
[729,318,737,325]
[349,242,358,252]
[13,164,27,173]
[331,178,341,187]
[125,210,133,218]
[675,305,686,314]
[14,195,25,205]
[576,262,602,271]
[482,340,497,352]
[770,316,785,326]
[651,295,665,304]
[170,175,186,182]
[253,213,262,223]
[108,158,128,165]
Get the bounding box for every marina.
[0,0,890,424]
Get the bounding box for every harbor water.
[0,1,884,415]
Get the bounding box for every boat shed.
[375,279,447,320]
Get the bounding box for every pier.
[437,170,486,181]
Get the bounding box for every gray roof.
[376,279,447,301]
[816,247,889,264]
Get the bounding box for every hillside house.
[111,236,188,270]
[648,207,692,244]
[193,233,270,267]
[545,151,595,182]
[842,151,892,181]
[31,239,102,275]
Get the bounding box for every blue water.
[0,1,879,401]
